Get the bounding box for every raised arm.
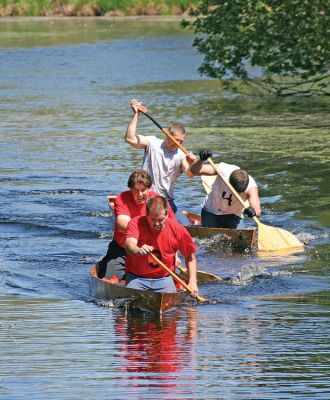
[190,149,218,176]
[181,152,198,177]
[125,99,150,149]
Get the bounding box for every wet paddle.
[150,253,208,303]
[206,157,305,253]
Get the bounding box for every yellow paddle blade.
[201,175,216,194]
[256,220,304,253]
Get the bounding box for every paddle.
[206,157,305,253]
[177,264,222,283]
[137,105,189,153]
[149,253,208,303]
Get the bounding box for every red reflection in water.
[115,308,198,382]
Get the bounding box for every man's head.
[146,196,169,232]
[164,122,186,151]
[229,169,249,193]
[128,169,152,204]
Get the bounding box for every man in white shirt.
[125,99,197,213]
[190,149,261,228]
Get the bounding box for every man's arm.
[246,186,261,217]
[190,158,217,176]
[125,237,154,255]
[182,152,198,177]
[125,99,150,149]
[185,253,199,296]
[116,214,131,233]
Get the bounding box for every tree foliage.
[183,0,330,96]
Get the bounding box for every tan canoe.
[91,264,191,315]
[182,210,257,251]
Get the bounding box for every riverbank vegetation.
[183,0,329,96]
[0,0,198,16]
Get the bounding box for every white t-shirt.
[202,162,257,217]
[141,136,185,199]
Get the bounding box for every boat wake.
[230,264,292,286]
[194,235,252,254]
[297,229,329,245]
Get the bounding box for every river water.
[0,17,329,399]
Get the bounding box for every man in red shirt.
[98,169,175,279]
[125,196,199,295]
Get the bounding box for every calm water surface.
[0,17,329,399]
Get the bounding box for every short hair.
[146,196,169,215]
[127,169,152,189]
[229,169,249,193]
[168,122,186,135]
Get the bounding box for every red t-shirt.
[125,216,197,278]
[113,191,175,247]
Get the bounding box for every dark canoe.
[91,264,191,315]
[182,211,257,251]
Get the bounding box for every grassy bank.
[0,0,197,16]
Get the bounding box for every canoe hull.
[185,225,257,251]
[91,264,190,315]
[182,210,257,251]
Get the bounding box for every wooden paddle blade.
[178,266,222,283]
[256,221,304,252]
[198,270,222,283]
[196,295,208,303]
[201,175,216,194]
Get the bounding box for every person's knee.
[105,258,126,280]
[126,279,143,290]
[160,277,177,293]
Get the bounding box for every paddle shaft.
[139,109,189,154]
[149,253,207,303]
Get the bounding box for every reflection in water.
[115,308,197,388]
